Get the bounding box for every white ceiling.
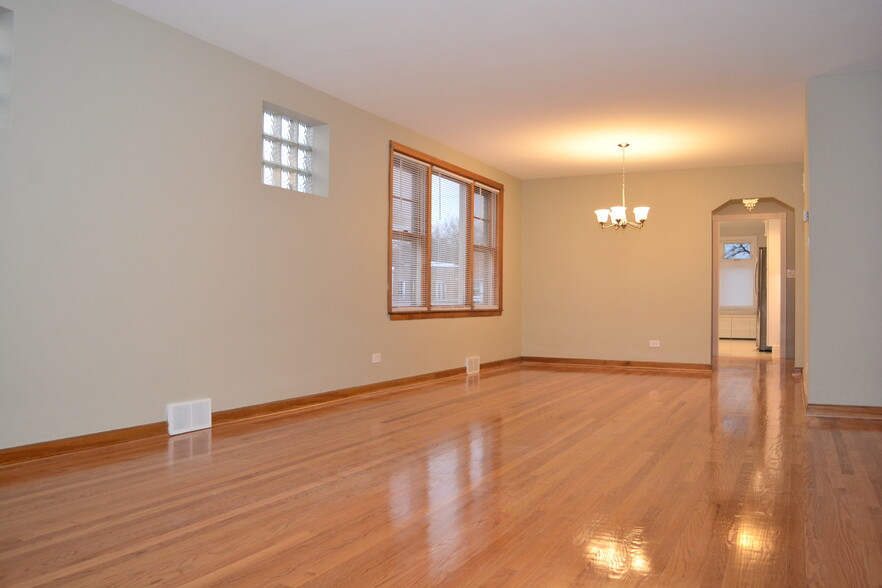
[113,0,882,179]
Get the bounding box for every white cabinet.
[719,314,756,340]
[719,316,732,339]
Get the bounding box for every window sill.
[390,309,502,320]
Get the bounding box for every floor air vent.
[466,356,480,374]
[167,398,212,436]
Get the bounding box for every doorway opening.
[711,199,795,359]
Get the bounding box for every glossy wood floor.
[2,357,881,587]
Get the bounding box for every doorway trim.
[712,211,789,358]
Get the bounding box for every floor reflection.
[709,356,794,579]
[386,419,500,582]
[729,512,776,563]
[574,523,652,580]
[166,429,212,464]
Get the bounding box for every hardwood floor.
[1,357,881,586]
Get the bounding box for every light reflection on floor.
[363,356,874,584]
[574,524,652,580]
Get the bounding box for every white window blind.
[262,108,314,193]
[720,236,757,309]
[473,184,499,308]
[720,263,756,307]
[391,154,429,309]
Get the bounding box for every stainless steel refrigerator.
[756,246,772,352]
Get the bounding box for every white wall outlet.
[372,352,381,363]
[649,340,661,348]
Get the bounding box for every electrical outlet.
[649,340,661,348]
[372,353,381,363]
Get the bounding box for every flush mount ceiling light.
[594,143,649,230]
[742,198,759,212]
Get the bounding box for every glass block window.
[262,107,314,193]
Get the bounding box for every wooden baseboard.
[0,422,168,467]
[520,356,713,373]
[805,403,882,420]
[213,357,521,425]
[0,355,709,465]
[0,357,523,466]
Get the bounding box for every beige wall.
[719,220,766,243]
[806,70,882,407]
[521,163,804,365]
[0,0,522,448]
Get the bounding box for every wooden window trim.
[390,309,503,321]
[388,141,503,319]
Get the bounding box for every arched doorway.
[711,198,796,359]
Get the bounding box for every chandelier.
[594,143,650,230]
[742,198,758,212]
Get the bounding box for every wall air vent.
[167,398,212,436]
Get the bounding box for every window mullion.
[262,133,312,153]
[424,164,433,311]
[265,161,312,176]
[466,181,475,310]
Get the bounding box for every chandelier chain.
[620,144,627,207]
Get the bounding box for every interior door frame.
[712,211,788,358]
